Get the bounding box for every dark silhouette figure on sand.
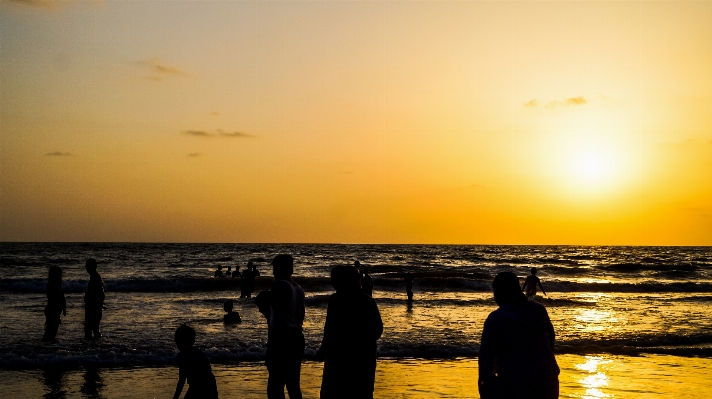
[405,273,414,302]
[84,259,105,339]
[318,265,383,399]
[479,272,559,399]
[173,324,219,399]
[223,300,242,324]
[42,266,66,342]
[214,265,225,278]
[266,254,305,399]
[522,267,547,299]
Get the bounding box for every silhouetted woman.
[84,258,105,339]
[318,265,383,399]
[42,266,66,342]
[478,272,559,399]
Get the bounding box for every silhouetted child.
[223,300,242,324]
[225,266,232,277]
[405,273,414,302]
[522,267,547,299]
[84,259,105,339]
[42,266,66,342]
[173,324,219,399]
[214,266,225,278]
[231,267,241,279]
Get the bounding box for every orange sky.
[1,1,711,244]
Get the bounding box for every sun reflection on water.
[576,356,612,399]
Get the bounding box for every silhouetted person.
[405,273,414,302]
[241,261,260,298]
[231,267,241,278]
[42,266,66,342]
[478,272,559,399]
[266,254,305,399]
[173,324,219,399]
[361,268,373,297]
[521,267,547,299]
[318,266,383,399]
[223,300,242,324]
[84,259,105,339]
[214,265,225,278]
[255,290,272,321]
[225,266,232,277]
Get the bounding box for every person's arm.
[542,307,555,349]
[521,277,528,292]
[538,280,546,296]
[478,315,498,394]
[172,371,186,399]
[317,296,335,361]
[371,299,384,341]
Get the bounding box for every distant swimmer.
[214,265,225,278]
[522,267,547,299]
[223,300,242,324]
[405,273,414,302]
[42,266,67,342]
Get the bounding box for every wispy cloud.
[137,59,187,81]
[6,0,102,10]
[218,129,254,138]
[524,96,588,108]
[187,153,202,157]
[183,129,254,138]
[45,151,73,157]
[184,130,211,137]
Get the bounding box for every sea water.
[1,243,711,398]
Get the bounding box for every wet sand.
[2,354,711,398]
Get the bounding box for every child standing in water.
[42,266,66,342]
[522,267,547,299]
[173,324,219,399]
[84,258,105,339]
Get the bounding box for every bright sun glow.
[576,151,614,182]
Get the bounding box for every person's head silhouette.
[492,272,527,306]
[272,255,293,280]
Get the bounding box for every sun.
[575,150,614,183]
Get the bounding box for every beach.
[1,243,711,397]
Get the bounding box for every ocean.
[1,243,712,398]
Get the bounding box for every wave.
[3,276,712,294]
[3,333,711,369]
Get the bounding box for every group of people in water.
[214,261,261,298]
[42,256,557,399]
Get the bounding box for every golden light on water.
[575,309,618,332]
[576,357,613,399]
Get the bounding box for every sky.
[1,0,711,245]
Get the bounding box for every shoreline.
[2,354,712,398]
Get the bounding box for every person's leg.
[284,334,304,399]
[43,321,59,342]
[92,310,102,338]
[267,366,286,399]
[84,308,93,339]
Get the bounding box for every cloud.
[566,97,586,105]
[187,153,202,157]
[184,130,211,137]
[525,96,588,108]
[45,151,73,156]
[218,130,254,138]
[137,59,186,81]
[183,129,254,138]
[6,0,102,10]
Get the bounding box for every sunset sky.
[1,0,710,244]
